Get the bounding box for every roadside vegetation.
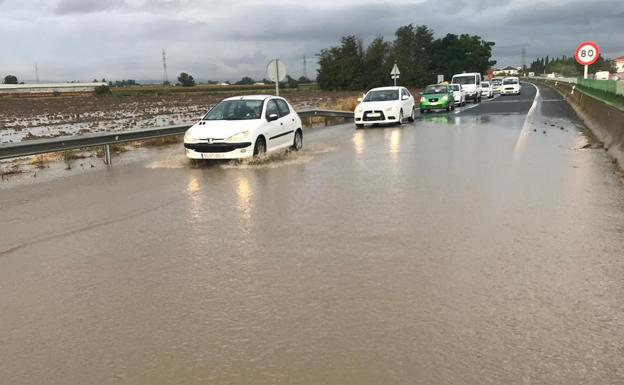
[317,24,496,90]
[529,55,616,77]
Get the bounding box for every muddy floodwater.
[1,85,624,384]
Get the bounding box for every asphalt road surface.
[2,83,624,384]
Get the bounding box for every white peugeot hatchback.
[354,86,415,128]
[184,96,303,159]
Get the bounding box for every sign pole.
[393,76,397,87]
[584,65,588,80]
[275,59,280,96]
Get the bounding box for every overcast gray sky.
[0,0,622,83]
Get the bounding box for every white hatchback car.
[184,95,303,160]
[481,81,494,98]
[501,77,521,95]
[354,86,415,128]
[449,83,466,106]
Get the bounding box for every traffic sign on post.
[267,59,287,96]
[575,41,600,79]
[390,64,400,86]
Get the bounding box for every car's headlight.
[226,131,250,142]
[442,95,448,101]
[385,107,394,112]
[420,96,425,102]
[184,131,198,144]
[356,108,362,114]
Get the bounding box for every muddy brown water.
[1,85,624,384]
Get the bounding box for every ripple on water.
[146,144,336,170]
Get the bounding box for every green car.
[420,84,455,113]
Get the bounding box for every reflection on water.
[389,129,401,155]
[420,114,460,125]
[185,175,203,222]
[236,176,253,231]
[353,130,364,156]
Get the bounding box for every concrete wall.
[0,83,106,96]
[535,79,624,169]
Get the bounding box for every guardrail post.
[103,144,111,165]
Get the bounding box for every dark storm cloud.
[55,0,127,14]
[0,0,622,82]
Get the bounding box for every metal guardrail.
[532,76,578,84]
[0,109,354,163]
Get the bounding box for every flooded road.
[1,83,624,384]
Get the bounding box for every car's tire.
[451,103,455,110]
[446,104,451,112]
[396,110,403,126]
[253,136,266,157]
[408,107,415,122]
[420,109,425,114]
[291,129,303,151]
[356,123,364,129]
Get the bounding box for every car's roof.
[368,86,402,91]
[222,95,279,101]
[426,84,447,87]
[453,73,481,76]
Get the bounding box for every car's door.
[275,99,296,147]
[264,99,283,151]
[401,88,413,113]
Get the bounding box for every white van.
[450,73,482,103]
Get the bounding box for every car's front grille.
[428,98,439,102]
[184,142,251,153]
[363,110,385,121]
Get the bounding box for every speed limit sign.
[575,41,600,66]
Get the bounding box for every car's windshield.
[503,78,519,85]
[452,76,476,85]
[424,85,447,94]
[363,90,399,102]
[203,100,264,120]
[492,80,502,85]
[482,82,490,87]
[449,84,460,91]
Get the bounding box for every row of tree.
[529,56,615,77]
[3,75,18,84]
[316,24,496,90]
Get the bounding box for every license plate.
[429,101,437,105]
[201,153,223,159]
[368,113,380,117]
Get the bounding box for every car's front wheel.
[291,130,303,151]
[408,107,415,122]
[253,137,266,157]
[396,110,403,126]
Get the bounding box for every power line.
[162,49,169,85]
[303,55,308,79]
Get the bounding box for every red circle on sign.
[575,41,600,66]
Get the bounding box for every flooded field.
[0,90,360,143]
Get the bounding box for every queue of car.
[183,74,523,160]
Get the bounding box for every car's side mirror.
[401,95,409,100]
[267,113,279,122]
[357,97,363,102]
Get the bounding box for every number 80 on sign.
[575,41,600,66]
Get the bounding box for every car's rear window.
[482,82,490,87]
[503,78,519,85]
